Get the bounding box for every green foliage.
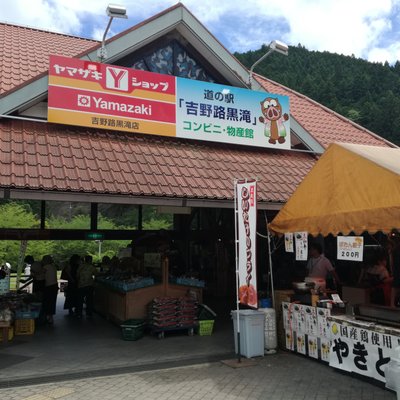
[0,203,130,267]
[0,202,49,268]
[143,218,173,230]
[0,202,39,229]
[46,214,131,265]
[142,206,173,230]
[236,45,400,145]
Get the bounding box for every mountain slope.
[236,45,400,145]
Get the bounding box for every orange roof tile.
[0,13,393,204]
[0,23,97,94]
[0,119,314,203]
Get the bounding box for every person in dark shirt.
[61,254,80,316]
[389,233,400,307]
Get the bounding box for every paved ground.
[0,294,233,386]
[0,352,396,400]
[0,295,396,399]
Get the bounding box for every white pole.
[234,179,241,362]
[98,240,102,260]
[16,240,28,290]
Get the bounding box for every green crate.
[120,319,146,341]
[198,320,214,336]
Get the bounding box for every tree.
[0,202,54,268]
[47,214,131,264]
[235,45,400,145]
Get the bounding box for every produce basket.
[15,319,35,335]
[0,326,14,342]
[198,320,214,336]
[120,319,146,341]
[14,303,41,320]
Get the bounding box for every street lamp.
[248,40,289,89]
[98,4,128,62]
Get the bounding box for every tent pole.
[265,214,275,309]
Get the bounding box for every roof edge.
[2,188,283,210]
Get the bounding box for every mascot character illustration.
[259,97,289,144]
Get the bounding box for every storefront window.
[0,200,41,228]
[45,201,90,229]
[142,206,173,230]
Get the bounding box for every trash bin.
[260,307,277,353]
[231,310,265,358]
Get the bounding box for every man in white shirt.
[307,242,340,285]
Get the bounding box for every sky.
[1,0,400,65]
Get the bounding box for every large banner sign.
[48,55,290,149]
[176,78,290,149]
[329,321,400,382]
[236,181,258,308]
[48,55,176,137]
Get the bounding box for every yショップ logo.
[106,66,129,91]
[77,94,91,108]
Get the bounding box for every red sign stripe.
[48,86,176,123]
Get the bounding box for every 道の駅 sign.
[48,55,291,149]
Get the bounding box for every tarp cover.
[269,143,400,236]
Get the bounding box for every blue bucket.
[260,298,272,308]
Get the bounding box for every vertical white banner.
[295,232,308,261]
[284,233,294,252]
[236,180,258,308]
[307,336,319,359]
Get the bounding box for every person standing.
[389,233,400,307]
[76,255,97,318]
[23,255,33,293]
[25,255,45,296]
[61,254,80,316]
[365,249,393,306]
[306,242,340,285]
[42,255,59,325]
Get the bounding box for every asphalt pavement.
[0,351,396,400]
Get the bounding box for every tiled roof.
[0,119,314,203]
[0,23,97,94]
[256,75,390,149]
[0,14,392,204]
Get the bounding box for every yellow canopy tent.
[269,143,400,236]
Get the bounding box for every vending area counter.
[94,260,203,324]
[281,300,400,385]
[329,311,400,383]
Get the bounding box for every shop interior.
[0,199,276,346]
[1,195,399,387]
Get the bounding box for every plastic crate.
[175,277,205,288]
[0,326,14,342]
[0,277,10,295]
[15,310,40,319]
[15,319,35,335]
[198,320,214,336]
[120,319,146,341]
